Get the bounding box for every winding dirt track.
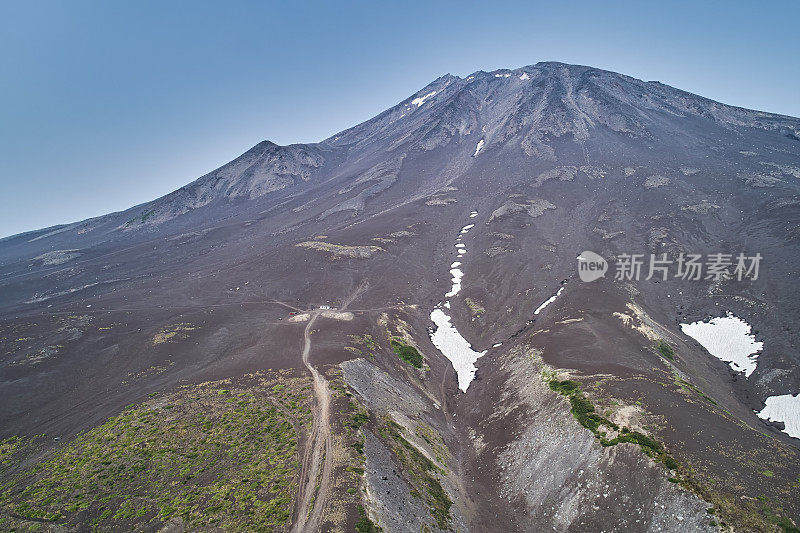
[291,282,367,532]
[291,310,332,533]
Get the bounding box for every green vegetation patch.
[0,436,40,470]
[754,495,800,533]
[350,334,378,351]
[378,418,451,530]
[124,208,156,227]
[682,490,799,532]
[548,379,613,434]
[355,504,382,532]
[464,298,485,317]
[0,376,310,531]
[673,374,718,406]
[346,398,369,433]
[152,322,197,345]
[415,423,450,467]
[547,377,680,471]
[390,339,423,368]
[348,334,379,359]
[656,339,675,360]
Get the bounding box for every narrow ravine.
[429,212,487,392]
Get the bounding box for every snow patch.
[519,72,530,80]
[445,266,464,297]
[495,73,511,78]
[411,91,437,107]
[534,286,565,315]
[757,394,800,439]
[680,313,763,377]
[473,139,484,157]
[430,308,487,392]
[428,215,486,392]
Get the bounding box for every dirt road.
[291,282,367,532]
[290,310,332,533]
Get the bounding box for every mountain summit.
[1,63,799,532]
[7,61,798,245]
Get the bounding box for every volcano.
[1,62,799,532]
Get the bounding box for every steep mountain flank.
[2,62,799,531]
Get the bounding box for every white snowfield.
[473,139,484,157]
[411,90,437,107]
[679,313,763,377]
[519,72,530,80]
[534,286,564,315]
[757,394,800,439]
[430,308,487,392]
[445,266,464,297]
[429,217,486,392]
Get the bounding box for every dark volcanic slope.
[2,62,800,532]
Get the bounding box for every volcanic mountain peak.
[2,60,800,532]
[4,61,798,255]
[329,61,799,156]
[127,140,326,224]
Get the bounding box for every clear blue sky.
[1,0,798,238]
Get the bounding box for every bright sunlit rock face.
[757,394,800,439]
[680,313,763,377]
